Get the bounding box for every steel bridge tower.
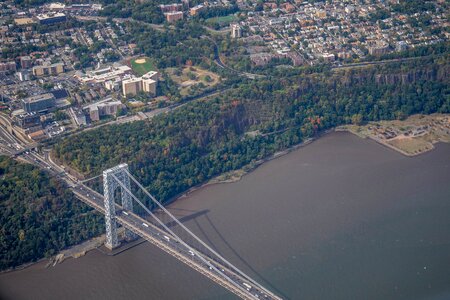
[103,163,137,249]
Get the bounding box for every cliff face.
[335,59,449,87]
[373,66,448,85]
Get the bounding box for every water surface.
[1,132,449,300]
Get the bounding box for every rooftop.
[22,93,55,104]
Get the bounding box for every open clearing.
[166,66,221,96]
[337,114,450,156]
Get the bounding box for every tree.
[351,114,363,125]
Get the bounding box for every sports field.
[206,15,238,27]
[130,57,156,76]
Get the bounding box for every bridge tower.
[103,163,137,249]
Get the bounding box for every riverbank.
[337,114,450,157]
[7,130,329,275]
[5,130,323,274]
[165,130,331,204]
[0,120,421,274]
[2,132,450,300]
[0,228,128,274]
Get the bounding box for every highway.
[73,184,279,300]
[0,114,26,156]
[0,117,281,300]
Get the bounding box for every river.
[1,132,450,300]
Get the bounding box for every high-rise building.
[231,24,242,38]
[22,93,55,113]
[122,71,159,96]
[0,61,17,73]
[15,70,31,81]
[20,56,33,69]
[160,3,183,12]
[36,12,67,25]
[122,77,143,96]
[14,113,41,129]
[190,4,204,16]
[32,63,64,76]
[142,78,157,95]
[89,101,124,121]
[142,70,159,81]
[368,41,390,56]
[165,11,183,22]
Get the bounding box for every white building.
[231,24,242,38]
[122,71,159,97]
[122,77,143,97]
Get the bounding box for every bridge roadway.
[0,123,280,299]
[72,185,281,300]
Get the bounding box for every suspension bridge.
[71,163,282,300]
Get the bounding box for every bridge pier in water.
[103,163,137,249]
[92,163,282,299]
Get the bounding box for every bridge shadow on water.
[167,208,289,299]
[165,208,210,228]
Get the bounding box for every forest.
[0,156,104,271]
[53,56,449,208]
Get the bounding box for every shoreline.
[336,114,450,157]
[2,121,447,274]
[2,129,331,274]
[0,229,128,275]
[335,127,419,157]
[167,129,333,205]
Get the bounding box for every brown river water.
[1,132,450,300]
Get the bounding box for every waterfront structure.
[22,93,55,113]
[68,163,282,300]
[103,164,137,248]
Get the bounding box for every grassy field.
[338,114,450,156]
[387,138,433,155]
[130,57,156,76]
[206,15,238,27]
[166,66,220,96]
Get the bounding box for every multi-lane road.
[73,184,278,300]
[0,114,281,300]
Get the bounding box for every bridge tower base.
[103,163,137,249]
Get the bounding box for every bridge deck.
[72,185,281,300]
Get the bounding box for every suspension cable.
[110,173,255,298]
[124,170,276,297]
